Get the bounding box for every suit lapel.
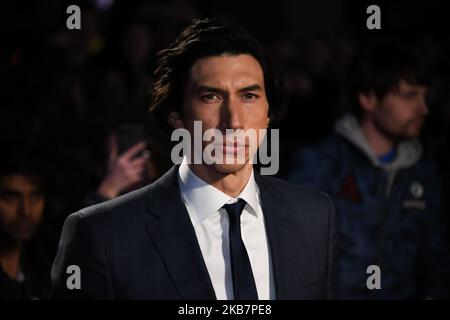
[145,166,216,299]
[144,167,321,300]
[255,173,321,299]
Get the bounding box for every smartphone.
[116,123,145,157]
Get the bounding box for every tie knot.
[223,198,247,222]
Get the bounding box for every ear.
[266,117,270,128]
[167,112,184,129]
[358,91,377,113]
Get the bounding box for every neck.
[189,163,253,198]
[0,243,22,280]
[361,116,395,156]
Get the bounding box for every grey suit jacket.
[50,166,337,299]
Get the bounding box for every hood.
[335,114,422,171]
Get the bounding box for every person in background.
[0,145,52,299]
[286,39,450,299]
[83,121,170,207]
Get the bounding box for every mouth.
[411,118,425,129]
[221,141,247,154]
[12,221,36,238]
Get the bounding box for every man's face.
[0,175,45,243]
[180,54,270,175]
[372,80,429,140]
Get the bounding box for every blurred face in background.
[0,175,45,244]
[123,24,153,68]
[364,80,429,140]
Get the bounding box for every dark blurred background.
[1,0,450,299]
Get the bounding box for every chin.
[405,120,424,138]
[403,128,422,139]
[12,231,35,243]
[212,162,249,175]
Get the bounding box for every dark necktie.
[223,199,258,300]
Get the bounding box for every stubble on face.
[373,81,428,141]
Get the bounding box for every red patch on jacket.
[336,175,362,204]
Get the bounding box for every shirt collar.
[177,157,259,223]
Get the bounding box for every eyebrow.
[0,188,42,196]
[0,189,22,197]
[193,86,223,94]
[238,84,264,93]
[193,84,264,94]
[394,87,428,94]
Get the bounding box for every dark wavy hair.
[149,17,286,130]
[346,38,431,120]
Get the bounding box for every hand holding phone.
[98,132,149,199]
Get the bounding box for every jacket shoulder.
[258,174,332,205]
[76,184,152,224]
[68,167,179,231]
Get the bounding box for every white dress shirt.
[177,158,275,300]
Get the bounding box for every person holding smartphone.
[83,125,155,207]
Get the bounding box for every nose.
[418,94,429,116]
[221,96,244,130]
[18,197,32,218]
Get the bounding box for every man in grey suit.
[50,18,336,300]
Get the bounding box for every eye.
[0,193,18,204]
[30,193,43,203]
[397,90,419,100]
[201,93,220,103]
[405,92,417,99]
[242,92,258,102]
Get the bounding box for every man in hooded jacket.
[286,40,450,299]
